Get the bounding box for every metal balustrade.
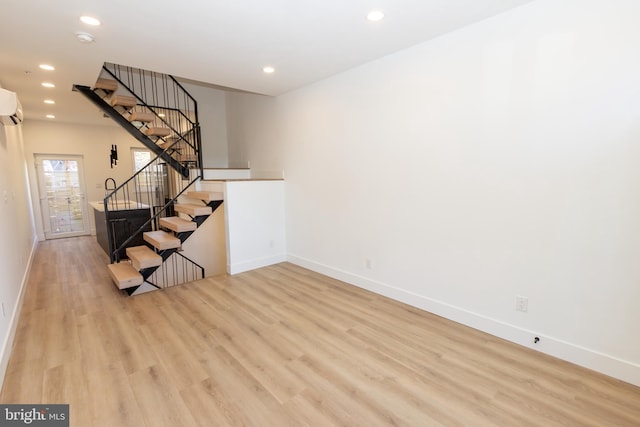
[75,63,212,292]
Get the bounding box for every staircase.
[74,63,222,295]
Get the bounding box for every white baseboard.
[287,254,640,387]
[0,236,39,391]
[228,253,287,275]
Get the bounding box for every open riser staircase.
[74,63,222,295]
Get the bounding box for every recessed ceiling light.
[158,113,165,118]
[41,82,55,88]
[367,10,385,22]
[39,64,55,71]
[263,66,275,74]
[76,32,96,43]
[46,114,56,119]
[80,15,101,26]
[44,99,55,104]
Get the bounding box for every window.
[131,148,157,191]
[131,148,152,173]
[130,148,167,206]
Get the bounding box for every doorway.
[35,154,90,239]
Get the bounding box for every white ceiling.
[0,0,534,125]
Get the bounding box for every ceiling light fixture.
[263,66,275,74]
[80,15,101,26]
[44,99,55,104]
[158,113,165,117]
[76,32,96,43]
[41,82,55,88]
[46,114,56,119]
[367,10,385,22]
[39,64,55,71]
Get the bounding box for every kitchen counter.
[89,200,150,212]
[91,200,152,259]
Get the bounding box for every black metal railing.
[99,63,202,175]
[72,84,191,177]
[76,62,210,290]
[103,62,197,124]
[104,155,199,263]
[145,251,205,289]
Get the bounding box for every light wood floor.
[2,237,639,426]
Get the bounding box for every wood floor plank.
[1,236,639,427]
[83,361,147,427]
[42,361,93,426]
[0,356,46,403]
[75,313,111,368]
[208,315,307,404]
[179,377,252,427]
[198,345,292,426]
[151,337,210,391]
[95,310,158,375]
[128,365,199,427]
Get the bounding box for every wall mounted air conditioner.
[0,88,23,126]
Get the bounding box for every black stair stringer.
[72,84,189,178]
[207,200,224,212]
[123,281,161,296]
[177,231,195,243]
[138,248,177,280]
[139,200,224,280]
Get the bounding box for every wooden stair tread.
[178,153,197,162]
[174,203,212,216]
[188,191,223,202]
[126,245,162,270]
[129,111,156,123]
[159,216,197,232]
[143,230,181,250]
[158,140,186,150]
[110,95,137,108]
[107,262,143,290]
[95,78,118,92]
[144,127,171,137]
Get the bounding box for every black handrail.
[100,68,195,147]
[72,85,190,177]
[102,63,196,126]
[100,63,202,176]
[108,174,201,263]
[103,139,185,201]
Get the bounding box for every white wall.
[178,180,227,278]
[180,82,229,168]
[226,0,640,385]
[223,180,286,274]
[23,120,145,239]
[0,120,37,390]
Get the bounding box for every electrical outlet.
[516,296,528,312]
[365,258,372,269]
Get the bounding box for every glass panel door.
[35,154,90,239]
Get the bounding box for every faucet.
[104,178,116,196]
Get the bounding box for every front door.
[35,154,90,239]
